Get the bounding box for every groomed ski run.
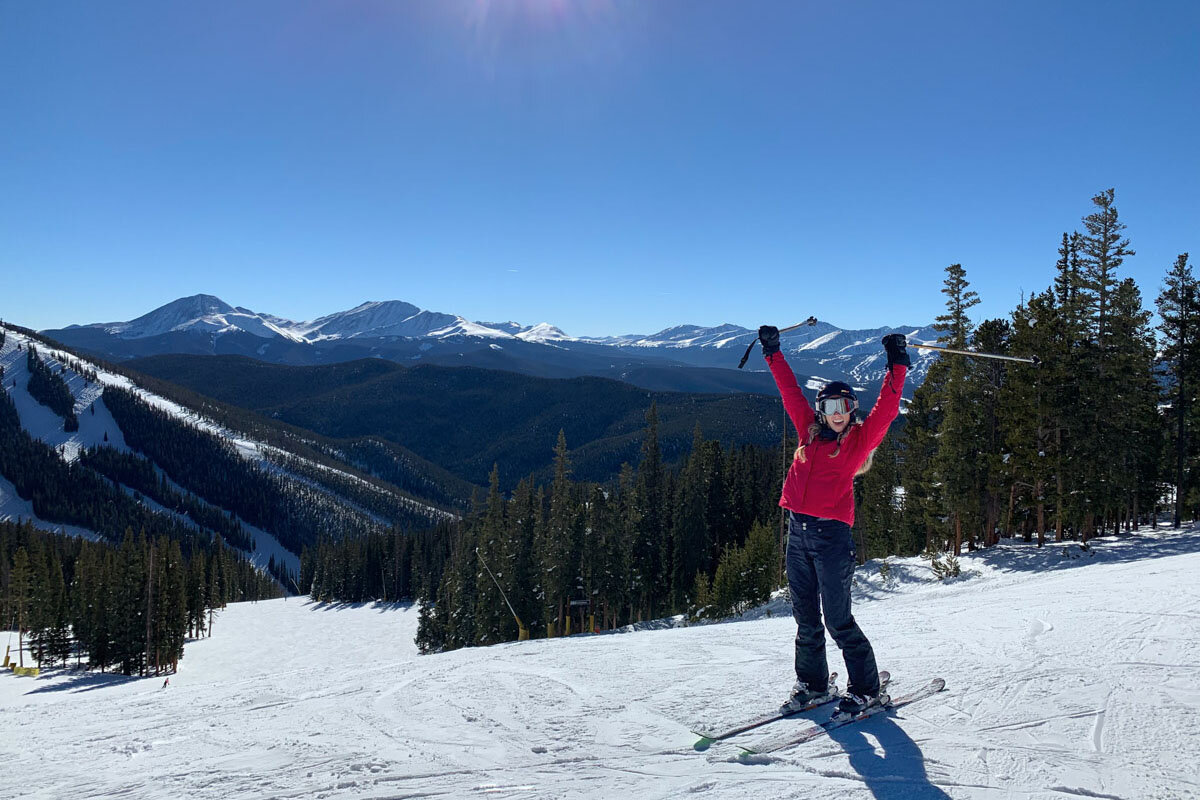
[3,523,1198,798]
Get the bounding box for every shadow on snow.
[823,714,954,800]
[22,668,145,694]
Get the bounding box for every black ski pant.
[785,511,880,697]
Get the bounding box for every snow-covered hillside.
[3,525,1197,799]
[0,326,454,576]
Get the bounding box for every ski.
[692,671,887,751]
[736,677,945,757]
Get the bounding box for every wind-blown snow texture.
[3,525,1198,799]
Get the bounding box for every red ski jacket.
[766,351,907,527]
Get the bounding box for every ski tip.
[693,736,715,752]
[931,678,946,692]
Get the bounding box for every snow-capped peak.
[73,294,307,343]
[515,323,571,343]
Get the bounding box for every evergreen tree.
[898,376,943,555]
[506,477,542,635]
[1106,278,1161,532]
[473,466,512,645]
[632,404,665,620]
[1079,188,1135,348]
[616,462,642,625]
[1001,291,1060,545]
[671,424,711,608]
[857,434,901,559]
[9,547,30,667]
[538,430,583,635]
[740,520,781,609]
[1157,253,1199,528]
[972,319,1012,546]
[931,263,984,554]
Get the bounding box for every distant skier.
[758,326,909,717]
[162,677,170,689]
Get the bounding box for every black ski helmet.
[815,381,859,424]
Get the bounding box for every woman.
[758,325,909,717]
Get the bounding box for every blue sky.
[2,0,1197,336]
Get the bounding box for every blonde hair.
[795,421,876,477]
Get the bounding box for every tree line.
[897,190,1197,560]
[1,519,281,675]
[309,412,791,653]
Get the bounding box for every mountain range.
[45,295,940,396]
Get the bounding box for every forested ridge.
[125,353,788,489]
[0,381,220,549]
[103,385,434,555]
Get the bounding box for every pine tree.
[899,372,945,555]
[1107,278,1161,533]
[972,319,1012,546]
[113,531,146,676]
[585,482,623,630]
[9,547,30,667]
[474,466,512,645]
[1079,189,1135,349]
[1073,190,1140,538]
[671,424,710,608]
[1157,253,1199,528]
[740,520,781,608]
[45,547,71,666]
[538,430,583,635]
[632,403,665,620]
[931,263,984,554]
[27,541,52,666]
[1001,291,1060,545]
[616,462,642,626]
[507,477,541,635]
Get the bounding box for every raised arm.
[858,334,911,450]
[760,325,815,433]
[859,364,907,451]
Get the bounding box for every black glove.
[882,333,910,368]
[759,325,780,356]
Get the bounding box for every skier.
[758,326,909,717]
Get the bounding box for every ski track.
[3,525,1200,798]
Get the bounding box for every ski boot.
[780,677,836,714]
[835,687,891,718]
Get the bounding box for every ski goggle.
[816,397,857,417]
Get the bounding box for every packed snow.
[3,524,1198,799]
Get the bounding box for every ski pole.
[908,342,1040,366]
[737,316,818,369]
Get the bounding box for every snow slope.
[0,333,130,462]
[1,326,453,576]
[3,525,1198,799]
